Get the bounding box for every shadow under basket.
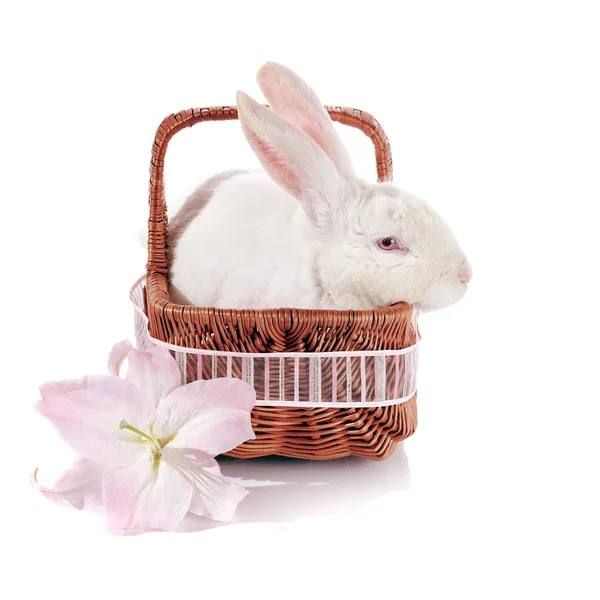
[143,104,419,461]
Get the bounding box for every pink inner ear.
[244,127,301,198]
[302,121,330,160]
[260,78,333,165]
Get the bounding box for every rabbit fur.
[167,62,472,311]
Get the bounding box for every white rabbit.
[168,62,471,311]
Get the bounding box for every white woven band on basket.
[131,276,419,408]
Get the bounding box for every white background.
[2,1,599,598]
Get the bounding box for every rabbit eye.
[377,237,406,252]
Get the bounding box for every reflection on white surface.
[177,443,410,532]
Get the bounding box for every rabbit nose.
[458,261,472,285]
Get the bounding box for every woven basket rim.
[135,273,419,357]
[146,274,414,322]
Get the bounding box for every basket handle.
[147,106,394,275]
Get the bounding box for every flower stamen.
[119,420,162,454]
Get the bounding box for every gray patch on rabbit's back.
[168,169,247,250]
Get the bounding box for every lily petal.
[103,456,193,532]
[107,340,133,377]
[154,378,256,456]
[164,447,248,522]
[37,376,152,467]
[32,457,104,510]
[125,347,182,409]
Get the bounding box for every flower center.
[119,420,163,465]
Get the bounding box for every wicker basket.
[144,105,419,461]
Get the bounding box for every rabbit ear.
[236,90,343,229]
[257,62,355,180]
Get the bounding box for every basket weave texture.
[145,105,418,460]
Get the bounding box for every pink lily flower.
[33,340,256,533]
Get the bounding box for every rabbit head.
[235,62,471,311]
